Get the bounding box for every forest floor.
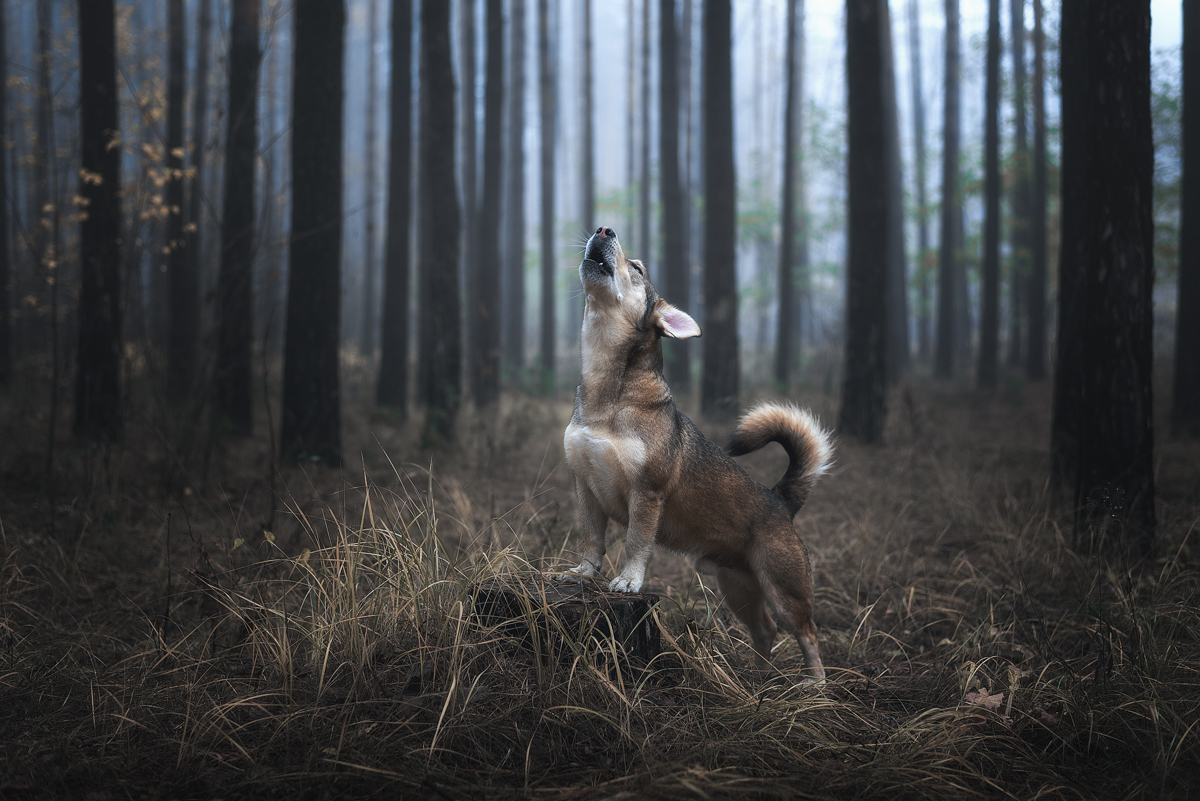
[1,366,1198,800]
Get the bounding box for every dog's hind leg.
[559,480,609,583]
[715,567,777,669]
[755,541,826,685]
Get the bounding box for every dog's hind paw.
[555,564,598,584]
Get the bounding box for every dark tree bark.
[576,0,593,350]
[700,0,738,421]
[883,7,909,382]
[626,0,636,251]
[908,0,931,363]
[185,0,211,369]
[377,0,413,410]
[0,3,9,388]
[75,0,122,441]
[840,0,888,443]
[978,0,1000,387]
[471,0,503,405]
[216,0,260,436]
[1058,1,1156,552]
[416,0,462,440]
[502,0,526,379]
[935,0,961,378]
[1026,0,1047,379]
[1174,0,1200,438]
[638,0,651,267]
[538,0,556,389]
[282,0,345,464]
[33,0,52,273]
[774,0,799,387]
[361,0,380,358]
[166,0,194,399]
[1007,0,1029,368]
[661,0,689,388]
[461,0,478,378]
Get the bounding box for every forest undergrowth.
[1,370,1198,800]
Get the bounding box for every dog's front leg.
[609,491,662,593]
[559,479,609,583]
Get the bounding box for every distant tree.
[576,0,593,349]
[185,0,211,366]
[626,0,636,250]
[701,0,738,421]
[502,0,526,379]
[661,0,690,389]
[638,0,651,267]
[0,3,9,389]
[882,6,909,382]
[282,0,345,465]
[75,0,122,441]
[1057,0,1156,552]
[1174,0,1200,438]
[166,0,194,399]
[461,0,478,377]
[471,0,503,405]
[215,0,260,436]
[935,0,961,378]
[1007,0,1030,368]
[416,0,462,440]
[361,0,380,358]
[978,0,1000,387]
[840,0,888,443]
[33,0,52,273]
[908,0,931,362]
[538,0,556,390]
[376,0,413,410]
[1026,0,1047,379]
[774,0,799,387]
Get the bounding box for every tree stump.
[473,575,661,662]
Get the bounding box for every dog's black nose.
[596,226,615,239]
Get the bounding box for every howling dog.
[558,227,834,683]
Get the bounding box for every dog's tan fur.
[559,227,834,683]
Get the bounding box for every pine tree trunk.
[538,0,556,389]
[361,0,380,359]
[840,0,888,443]
[0,3,10,388]
[376,0,413,410]
[502,0,526,381]
[34,0,52,276]
[416,0,462,440]
[700,0,738,421]
[935,0,960,378]
[1173,0,1200,438]
[282,0,345,464]
[626,0,636,252]
[461,0,478,384]
[638,0,651,267]
[774,0,798,388]
[1026,0,1047,379]
[883,7,909,382]
[166,0,194,399]
[216,0,260,436]
[1007,0,1030,369]
[575,0,593,359]
[908,0,931,363]
[978,0,1000,387]
[661,0,689,389]
[75,0,122,441]
[471,0,503,405]
[185,0,211,369]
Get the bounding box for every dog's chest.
[564,421,646,519]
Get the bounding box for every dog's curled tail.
[728,401,834,516]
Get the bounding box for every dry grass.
[1,375,1198,800]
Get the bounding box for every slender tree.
[840,0,888,442]
[908,0,931,362]
[774,0,799,387]
[0,3,9,389]
[502,0,526,378]
[185,0,211,364]
[215,0,260,436]
[1007,0,1030,368]
[1026,0,1047,379]
[577,0,593,351]
[701,0,738,420]
[538,0,556,389]
[471,0,503,405]
[33,0,52,274]
[978,0,1001,387]
[282,0,345,464]
[661,0,689,388]
[416,0,462,440]
[626,0,636,251]
[377,0,413,409]
[883,6,909,381]
[935,0,961,377]
[638,0,651,267]
[461,0,478,377]
[75,0,122,440]
[166,0,193,398]
[1174,0,1200,438]
[361,0,380,358]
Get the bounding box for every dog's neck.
[577,299,669,421]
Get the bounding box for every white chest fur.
[563,422,646,523]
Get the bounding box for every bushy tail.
[728,401,834,516]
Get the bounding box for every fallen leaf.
[965,690,1005,711]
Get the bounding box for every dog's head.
[579,227,700,349]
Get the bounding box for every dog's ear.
[654,300,701,339]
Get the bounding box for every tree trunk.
[166,0,194,399]
[1007,0,1030,369]
[538,0,556,390]
[502,0,526,381]
[840,0,888,443]
[361,0,380,359]
[34,0,52,276]
[638,0,651,267]
[883,6,909,383]
[935,0,960,378]
[626,0,636,252]
[416,0,462,441]
[1173,0,1200,438]
[376,0,413,410]
[1060,0,1156,553]
[700,0,738,421]
[282,0,345,464]
[185,0,211,373]
[0,3,10,388]
[461,0,478,384]
[471,0,503,405]
[75,0,122,441]
[1026,0,1047,379]
[774,0,798,388]
[216,0,260,436]
[575,0,593,358]
[908,0,931,363]
[978,0,1000,387]
[661,0,689,389]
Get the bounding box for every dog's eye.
[630,263,643,276]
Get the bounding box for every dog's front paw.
[608,575,643,593]
[556,564,597,584]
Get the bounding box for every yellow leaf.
[232,538,244,551]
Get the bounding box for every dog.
[558,226,834,683]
